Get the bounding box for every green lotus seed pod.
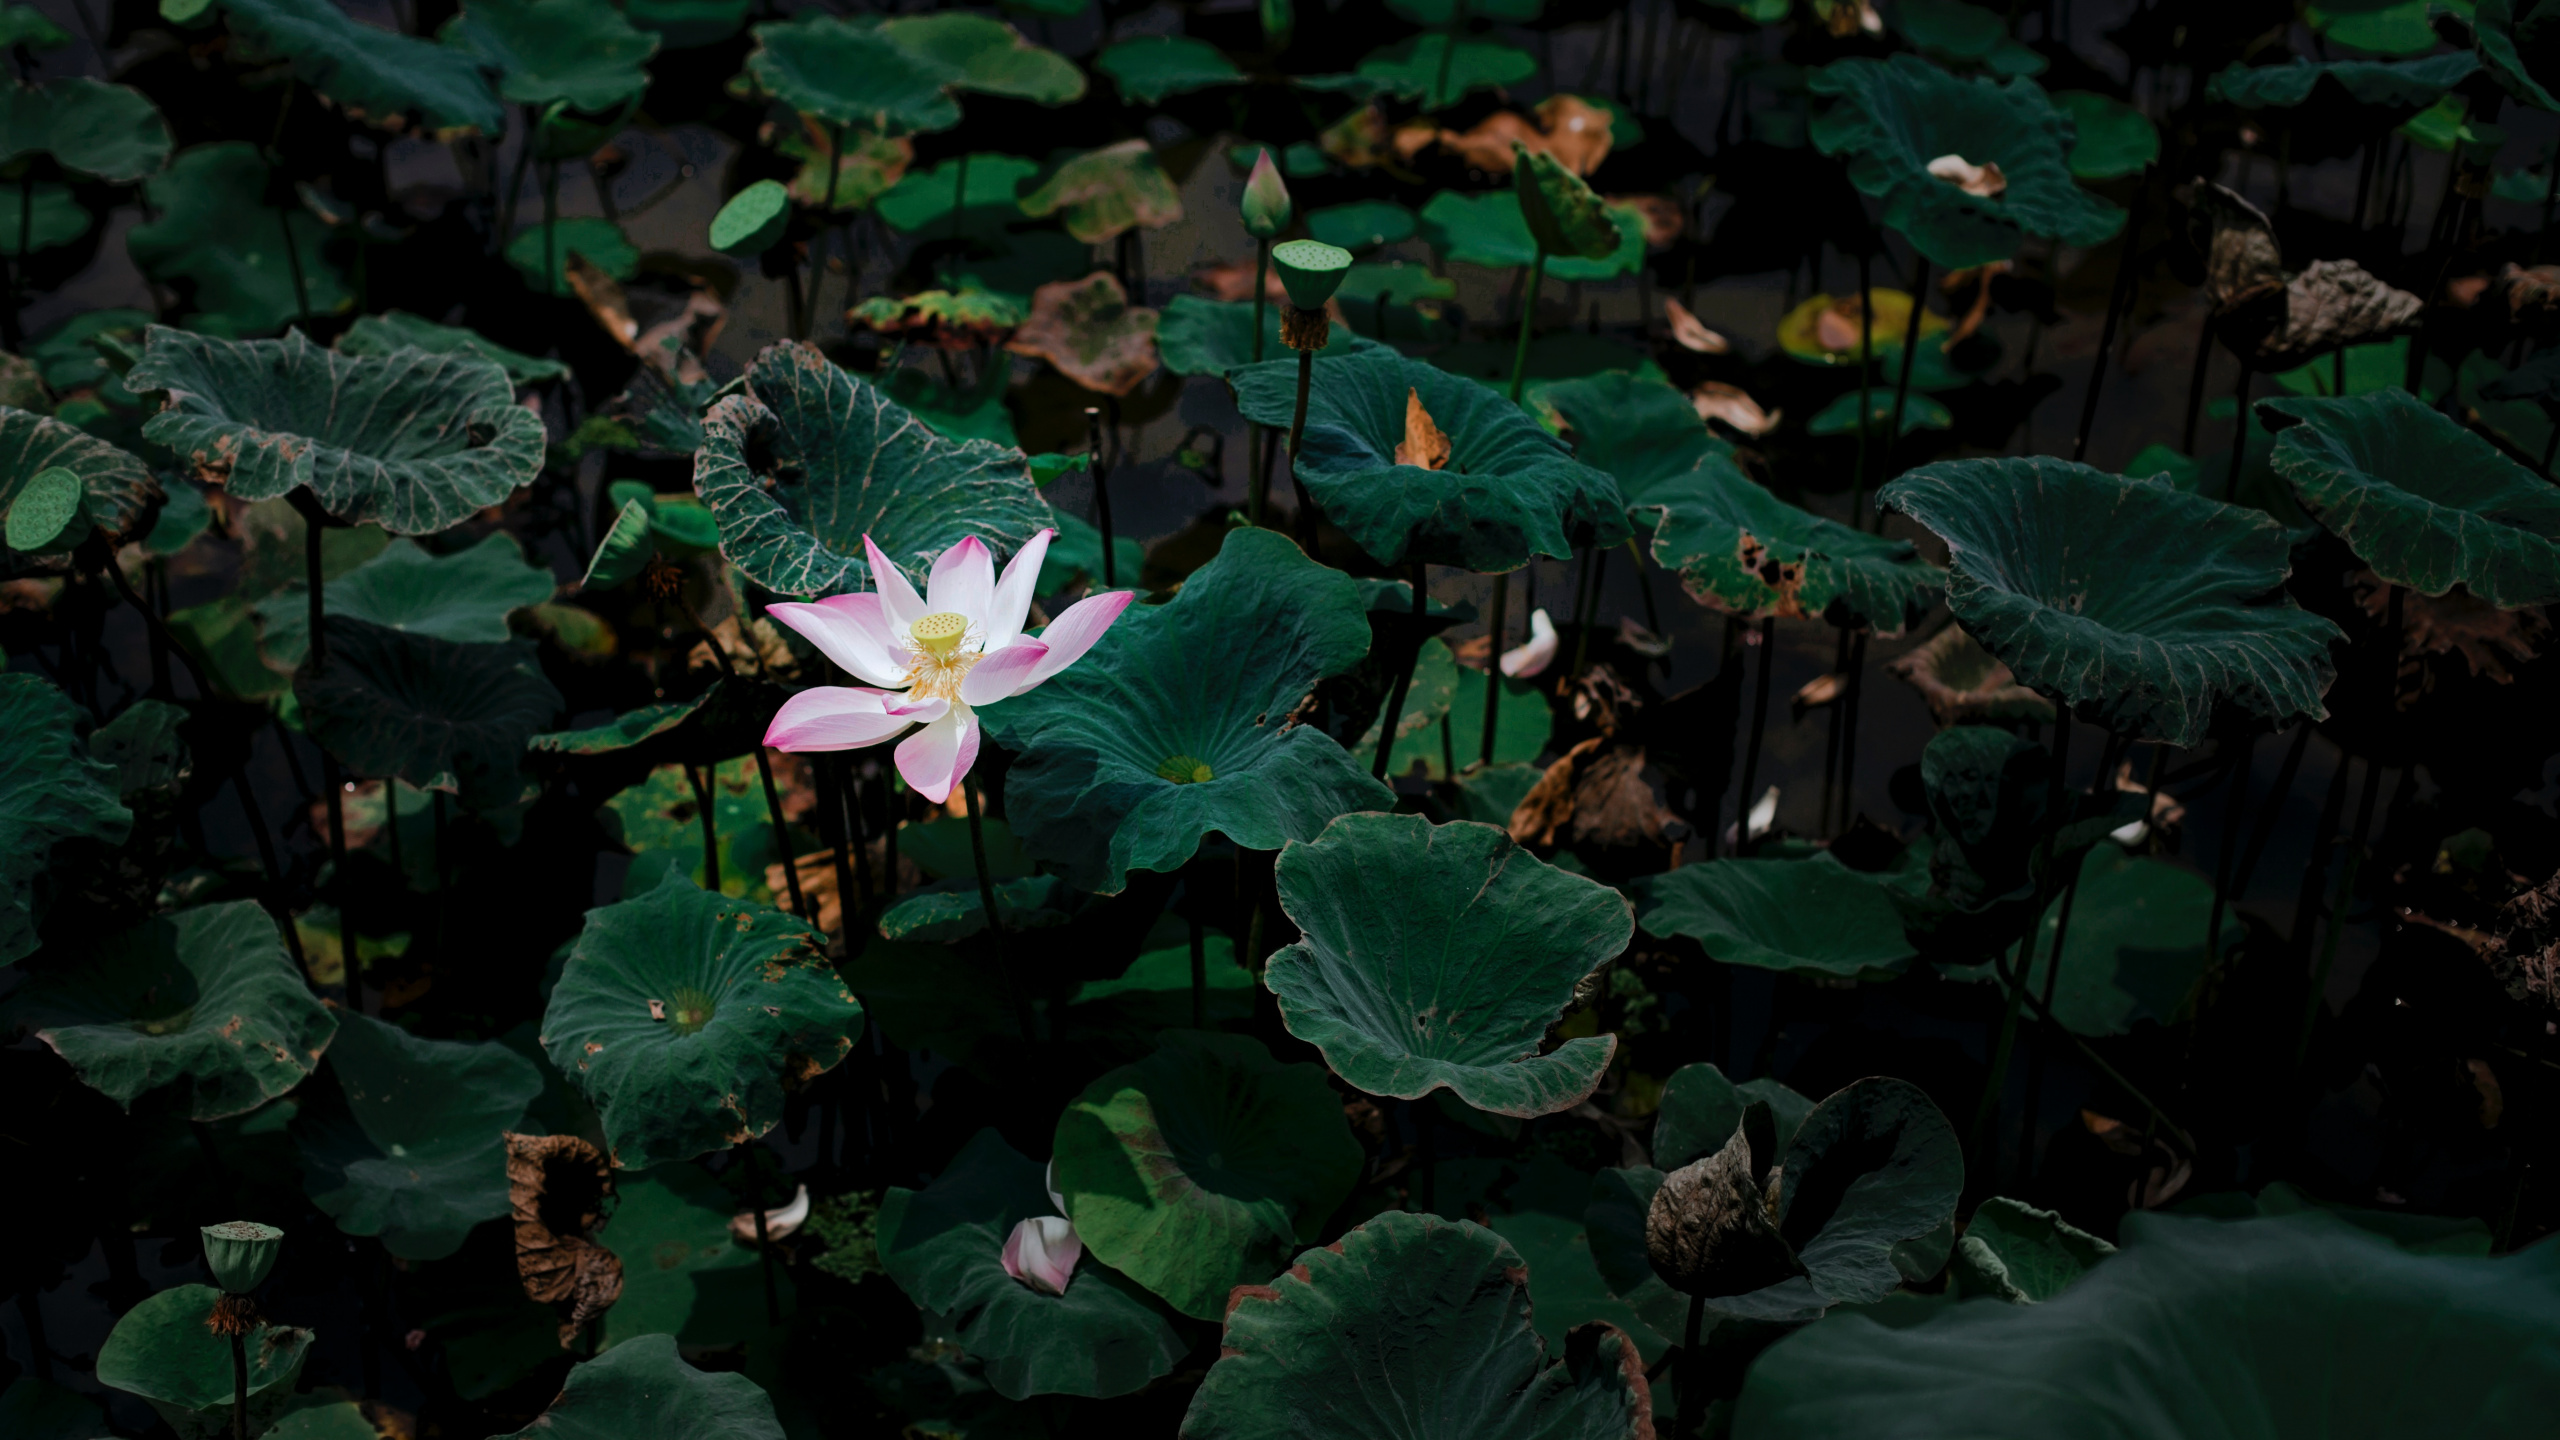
[1513,142,1619,262]
[1241,149,1293,239]
[201,1220,283,1295]
[709,180,792,256]
[1271,239,1354,309]
[5,467,88,555]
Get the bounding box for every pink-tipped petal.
[766,595,909,686]
[1000,1216,1081,1296]
[925,535,997,627]
[764,688,947,752]
[1024,589,1136,688]
[895,708,979,805]
[960,639,1050,706]
[863,534,929,632]
[985,528,1055,650]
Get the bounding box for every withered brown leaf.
[505,1133,624,1349]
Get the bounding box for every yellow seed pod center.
[910,611,969,658]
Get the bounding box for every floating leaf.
[258,533,557,670]
[1269,812,1634,1117]
[1003,271,1160,397]
[1154,295,1372,377]
[295,617,563,808]
[1094,35,1242,104]
[543,874,862,1168]
[215,0,505,133]
[338,311,570,385]
[487,1333,785,1440]
[876,11,1084,107]
[1946,1196,2115,1303]
[1631,853,1919,982]
[1019,139,1182,243]
[1306,198,1418,251]
[875,152,1041,233]
[777,120,911,212]
[96,1284,313,1440]
[5,901,334,1120]
[1807,386,1954,437]
[505,217,639,297]
[0,675,130,964]
[1051,1030,1362,1319]
[440,0,660,112]
[1943,843,2242,1035]
[983,528,1391,895]
[744,13,957,133]
[1418,190,1646,282]
[1355,34,1538,109]
[2048,90,2156,179]
[2207,51,2479,119]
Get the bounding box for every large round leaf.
[1417,189,1646,282]
[1156,295,1374,377]
[1182,1211,1653,1440]
[1650,1063,1816,1171]
[131,144,354,338]
[5,901,335,1120]
[488,1333,785,1440]
[295,1010,544,1260]
[0,674,131,965]
[593,1165,772,1348]
[746,13,953,131]
[543,875,863,1169]
[876,12,1083,106]
[97,1284,313,1440]
[130,326,545,535]
[1051,1030,1362,1320]
[0,77,172,182]
[1019,139,1182,243]
[258,533,557,670]
[691,340,1051,599]
[295,618,563,810]
[1632,854,1919,983]
[2050,90,2157,179]
[984,528,1391,895]
[880,1128,1189,1399]
[1232,347,1629,571]
[1809,55,2124,268]
[1733,1209,2560,1437]
[338,311,571,386]
[440,0,659,111]
[1095,35,1242,104]
[1878,457,2342,746]
[215,0,506,133]
[2261,388,2560,607]
[1268,812,1632,1118]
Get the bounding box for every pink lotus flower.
[1001,1214,1081,1295]
[763,532,1132,804]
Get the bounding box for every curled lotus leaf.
[213,0,506,133]
[743,14,954,133]
[129,326,545,535]
[1945,1196,2116,1303]
[1878,456,2343,747]
[4,901,336,1121]
[0,673,132,963]
[96,1284,313,1440]
[1268,812,1634,1118]
[542,874,863,1169]
[294,618,564,811]
[1650,1062,1817,1172]
[488,1333,785,1440]
[1885,623,2056,726]
[505,1132,623,1347]
[338,311,571,385]
[875,11,1084,107]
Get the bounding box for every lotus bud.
[1241,149,1293,239]
[1513,142,1619,263]
[201,1220,284,1296]
[1001,1215,1081,1296]
[1644,1114,1806,1298]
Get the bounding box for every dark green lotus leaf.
[296,618,560,806]
[5,901,334,1119]
[544,874,862,1168]
[1020,139,1182,243]
[1051,1029,1362,1319]
[1548,374,1941,630]
[1356,35,1538,109]
[1631,853,1918,983]
[1650,1062,1816,1171]
[214,0,505,133]
[880,1128,1189,1399]
[1946,1196,2115,1303]
[1354,637,1552,782]
[2260,388,2560,607]
[505,216,638,296]
[339,311,570,386]
[1435,1156,1677,1363]
[489,1333,784,1440]
[1307,199,1418,252]
[878,360,1018,447]
[1268,812,1633,1117]
[131,143,352,337]
[258,533,556,670]
[131,326,544,534]
[745,13,959,133]
[1068,925,1257,1031]
[2048,91,2156,179]
[1095,35,1241,104]
[2208,51,2479,118]
[294,1009,541,1259]
[89,698,190,798]
[878,12,1083,105]
[0,5,68,50]
[1232,348,1628,570]
[2185,1178,2496,1256]
[1417,190,1645,282]
[985,529,1390,895]
[0,181,86,256]
[691,341,1050,598]
[876,153,1041,233]
[624,0,747,50]
[0,77,172,182]
[1891,0,2020,66]
[529,680,784,772]
[2475,0,2559,113]
[593,1164,774,1347]
[97,1284,313,1440]
[1809,55,2124,268]
[877,874,1084,943]
[1154,295,1373,376]
[1942,844,2240,1035]
[1183,1210,1652,1440]
[1733,1209,2560,1438]
[1036,509,1141,595]
[0,675,131,964]
[1879,457,2341,746]
[440,0,659,112]
[0,405,155,555]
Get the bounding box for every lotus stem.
[1969,937,2029,1172]
[1853,246,1873,525]
[881,770,900,901]
[755,749,807,919]
[1480,571,1508,767]
[964,773,1039,1046]
[2201,731,2257,970]
[1677,1290,1706,1440]
[817,757,859,946]
[1086,406,1117,587]
[1882,256,1928,494]
[2018,841,2088,1184]
[230,1326,249,1440]
[231,768,307,979]
[2014,970,2197,1158]
[1188,908,1207,1028]
[88,531,210,701]
[2222,359,2253,502]
[1372,563,1430,780]
[1569,543,1605,679]
[1508,250,1546,405]
[1835,630,1867,832]
[1432,0,1467,109]
[2228,720,2312,907]
[685,763,721,891]
[2074,179,2149,464]
[1248,238,1273,528]
[1733,617,1774,856]
[2541,149,2559,264]
[1288,339,1318,551]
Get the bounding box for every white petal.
[1023,589,1136,689]
[1500,608,1559,678]
[925,535,996,628]
[764,688,945,751]
[766,594,910,687]
[863,534,930,633]
[985,528,1054,651]
[895,708,980,805]
[961,640,1050,706]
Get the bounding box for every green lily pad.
[877,874,1083,943]
[1268,812,1633,1117]
[439,0,659,112]
[691,341,1052,599]
[1810,55,2124,268]
[878,12,1084,106]
[1094,35,1241,104]
[881,1128,1189,1399]
[1632,853,1919,983]
[593,1164,772,1348]
[0,405,157,552]
[505,216,639,296]
[1355,637,1552,782]
[1307,199,1418,252]
[488,1332,785,1440]
[338,311,569,386]
[96,1284,313,1440]
[1020,139,1182,243]
[0,675,131,964]
[295,618,562,807]
[1878,457,2342,746]
[6,901,334,1119]
[744,13,959,133]
[0,77,172,182]
[2475,0,2559,113]
[1418,189,1646,282]
[983,528,1392,896]
[544,874,863,1169]
[1155,295,1373,376]
[2208,51,2479,117]
[1733,1209,2560,1437]
[257,533,556,671]
[131,326,543,534]
[295,1010,543,1259]
[1650,1063,1816,1171]
[1942,844,2241,1035]
[1232,347,1628,571]
[1946,1196,2115,1303]
[2260,388,2560,607]
[2048,91,2157,179]
[1052,1030,1363,1319]
[214,0,505,133]
[876,153,1042,233]
[1356,34,1537,110]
